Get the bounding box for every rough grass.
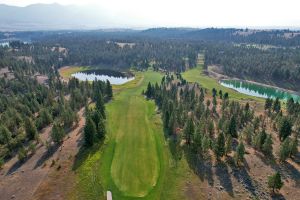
[182,63,263,103]
[59,66,89,79]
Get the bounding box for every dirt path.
[0,108,85,200]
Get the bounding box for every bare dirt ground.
[0,108,85,200]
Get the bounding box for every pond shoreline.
[207,66,300,96]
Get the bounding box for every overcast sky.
[1,0,300,28]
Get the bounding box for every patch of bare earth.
[0,108,85,200]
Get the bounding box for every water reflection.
[220,79,300,102]
[71,69,134,85]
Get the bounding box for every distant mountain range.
[0,3,124,31]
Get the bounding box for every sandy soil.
[0,108,85,200]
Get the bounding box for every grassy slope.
[70,70,194,200]
[182,62,263,103]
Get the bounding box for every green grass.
[70,70,193,200]
[182,64,263,103]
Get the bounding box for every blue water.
[220,79,300,102]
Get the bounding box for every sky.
[1,0,300,28]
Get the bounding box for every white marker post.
[107,191,112,200]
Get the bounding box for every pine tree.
[146,82,153,98]
[25,118,38,141]
[96,92,106,119]
[289,136,298,158]
[262,134,273,156]
[84,117,96,146]
[0,125,12,150]
[183,118,194,145]
[268,172,283,193]
[234,142,245,166]
[201,135,210,155]
[106,80,113,100]
[51,123,65,144]
[287,98,295,115]
[228,116,237,138]
[225,134,232,156]
[279,138,290,162]
[214,133,225,160]
[279,117,292,141]
[273,98,281,113]
[97,117,106,139]
[264,98,273,111]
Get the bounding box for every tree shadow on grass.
[215,160,234,197]
[72,140,104,171]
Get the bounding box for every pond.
[71,69,135,85]
[0,42,9,47]
[220,79,300,102]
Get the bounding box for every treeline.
[38,36,198,72]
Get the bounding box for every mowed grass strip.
[105,70,163,197]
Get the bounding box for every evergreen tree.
[0,125,12,150]
[51,123,65,144]
[96,92,106,119]
[97,117,106,139]
[262,134,273,156]
[183,118,194,145]
[214,133,225,160]
[268,172,283,193]
[273,98,281,113]
[279,138,290,162]
[286,98,295,115]
[145,82,153,98]
[25,118,38,141]
[225,134,232,156]
[264,98,273,111]
[106,80,113,100]
[289,136,298,158]
[234,142,245,166]
[219,90,223,99]
[228,116,237,138]
[201,135,210,155]
[279,117,292,141]
[84,117,97,146]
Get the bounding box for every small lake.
[71,69,135,85]
[0,42,9,47]
[220,79,300,102]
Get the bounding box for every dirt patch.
[32,108,85,200]
[0,108,85,200]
